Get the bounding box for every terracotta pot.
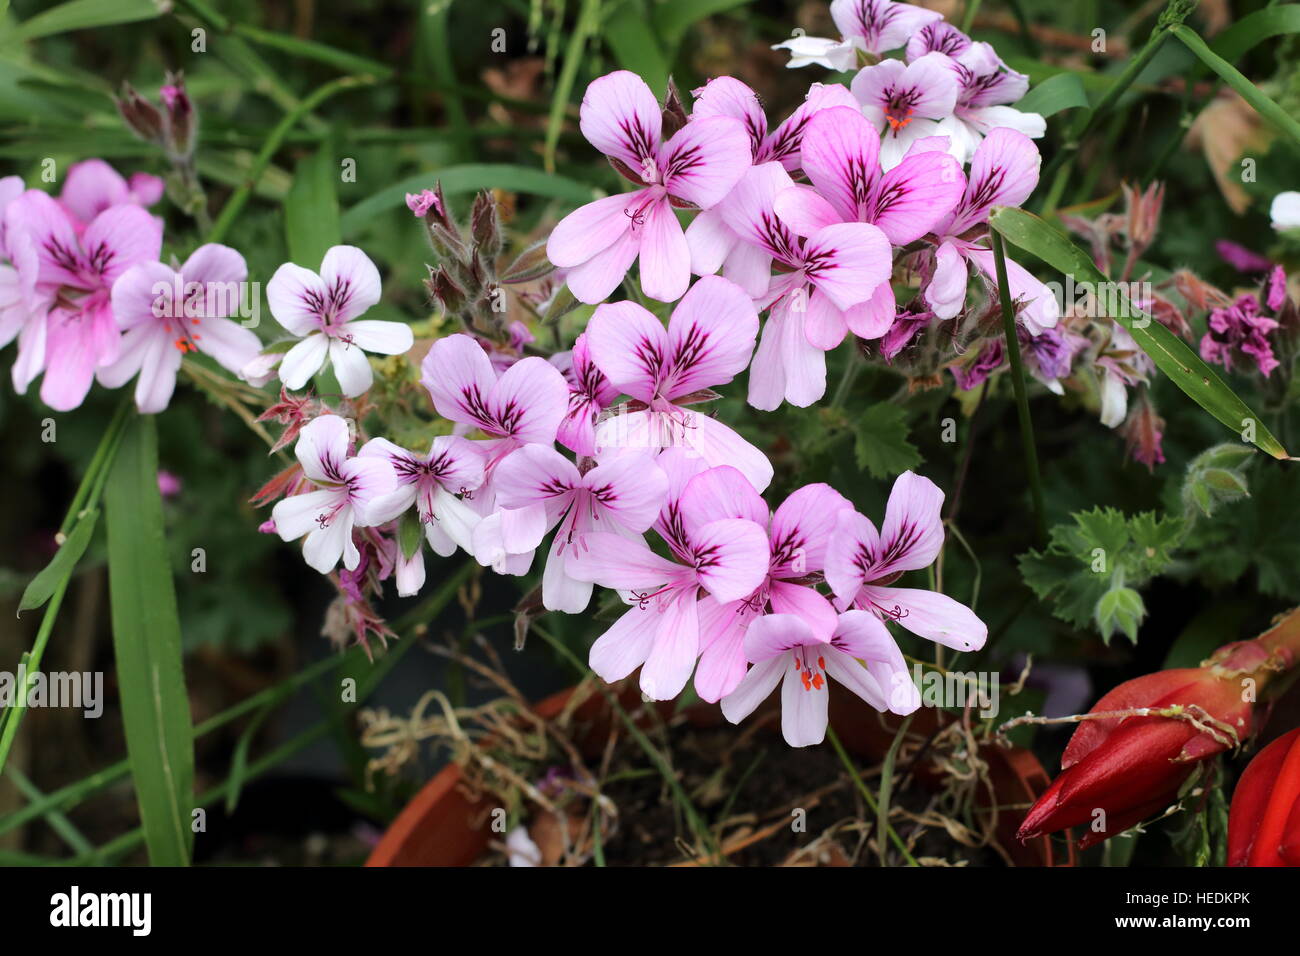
[367,685,1073,867]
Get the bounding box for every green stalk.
[544,0,602,174]
[876,715,912,866]
[989,231,1047,545]
[825,725,917,866]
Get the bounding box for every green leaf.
[1172,24,1300,151]
[17,509,97,614]
[852,404,922,479]
[284,147,341,268]
[398,511,423,561]
[653,0,753,47]
[12,0,164,40]
[340,165,596,235]
[544,0,601,173]
[104,414,194,867]
[1096,586,1144,645]
[1016,73,1089,118]
[605,1,669,91]
[987,205,1288,459]
[1209,5,1300,63]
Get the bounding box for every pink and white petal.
[903,53,959,119]
[804,222,891,311]
[39,312,100,412]
[823,647,890,712]
[425,518,457,558]
[956,127,1041,227]
[831,610,918,714]
[773,184,842,239]
[722,240,772,300]
[127,171,164,207]
[583,452,668,532]
[693,597,750,703]
[109,260,175,331]
[679,464,768,529]
[432,488,482,553]
[394,547,426,597]
[720,656,784,724]
[60,159,128,224]
[563,531,681,590]
[193,316,262,373]
[132,325,183,413]
[802,287,848,351]
[717,162,798,261]
[9,191,82,287]
[272,488,341,542]
[545,191,638,269]
[294,414,351,484]
[965,248,1060,333]
[431,435,487,492]
[11,309,48,394]
[869,150,964,245]
[563,226,641,305]
[861,585,987,652]
[302,514,352,574]
[640,593,700,700]
[764,83,861,169]
[768,581,840,640]
[181,243,247,290]
[329,339,374,397]
[691,517,770,602]
[843,281,896,339]
[925,241,968,320]
[769,483,852,575]
[662,273,758,398]
[780,662,829,747]
[824,509,881,603]
[420,333,498,428]
[266,263,328,336]
[963,104,1045,139]
[541,537,594,613]
[493,443,580,511]
[684,206,738,277]
[849,58,906,119]
[579,70,662,170]
[799,107,881,222]
[96,322,154,389]
[747,299,827,410]
[491,355,570,444]
[874,470,946,577]
[319,245,382,322]
[684,414,774,493]
[690,76,766,152]
[637,199,691,303]
[344,319,413,355]
[660,116,751,209]
[589,603,662,683]
[82,205,162,283]
[586,299,667,403]
[343,457,399,523]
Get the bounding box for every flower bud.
[1227,727,1300,866]
[116,82,165,146]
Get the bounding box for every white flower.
[771,35,857,71]
[1271,191,1300,233]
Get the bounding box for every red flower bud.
[1227,727,1300,866]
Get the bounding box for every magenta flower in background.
[825,470,987,654]
[585,274,772,490]
[550,332,618,458]
[266,245,413,397]
[709,162,891,409]
[545,71,751,304]
[493,445,668,612]
[101,243,261,413]
[565,462,770,700]
[0,175,36,350]
[851,52,958,169]
[719,610,907,748]
[923,127,1059,334]
[271,415,398,574]
[1200,293,1281,378]
[5,188,162,411]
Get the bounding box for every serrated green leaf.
[17,508,97,614]
[104,414,194,866]
[988,206,1288,459]
[1096,586,1144,645]
[852,404,921,479]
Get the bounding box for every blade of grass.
[103,413,194,866]
[825,725,917,866]
[989,230,1048,545]
[544,0,602,174]
[5,767,93,857]
[876,715,912,866]
[284,146,341,267]
[989,205,1290,460]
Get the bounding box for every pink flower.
[1200,293,1281,378]
[710,162,891,409]
[686,80,858,287]
[825,470,987,654]
[361,434,487,558]
[565,461,770,700]
[550,333,618,457]
[404,189,441,218]
[266,245,413,397]
[720,610,913,746]
[101,243,261,413]
[545,71,751,304]
[271,415,398,574]
[586,274,773,490]
[5,188,162,410]
[831,0,944,57]
[0,175,35,350]
[906,21,1044,162]
[851,52,958,169]
[494,445,669,612]
[688,470,851,702]
[923,128,1059,333]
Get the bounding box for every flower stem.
[825,724,918,866]
[989,231,1047,545]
